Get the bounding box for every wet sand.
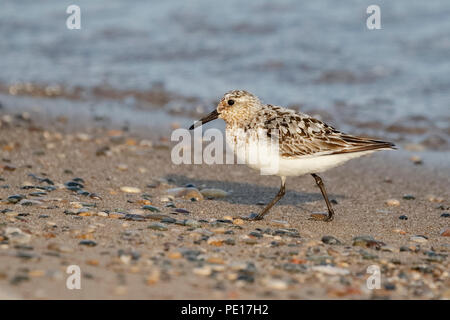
[0,113,449,300]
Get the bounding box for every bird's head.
[189,90,262,130]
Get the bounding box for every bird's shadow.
[165,174,344,207]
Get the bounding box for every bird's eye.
[227,99,235,106]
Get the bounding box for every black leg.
[252,176,286,220]
[310,173,335,222]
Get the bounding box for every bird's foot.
[309,212,334,222]
[241,212,263,221]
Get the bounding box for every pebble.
[207,237,224,246]
[441,213,450,218]
[142,205,161,212]
[146,270,160,285]
[4,227,31,244]
[392,228,407,235]
[321,235,342,245]
[427,195,444,203]
[173,208,190,215]
[352,236,385,249]
[124,213,145,221]
[385,199,400,206]
[161,217,176,224]
[184,219,202,228]
[79,240,97,247]
[97,211,108,217]
[409,155,423,165]
[380,245,397,253]
[167,187,204,201]
[402,194,416,200]
[148,223,168,231]
[312,265,350,276]
[263,278,289,290]
[410,235,428,243]
[440,228,450,237]
[200,188,229,199]
[193,266,212,276]
[47,243,74,253]
[399,215,408,220]
[120,186,141,194]
[7,194,26,204]
[19,199,43,206]
[271,220,290,228]
[145,213,168,221]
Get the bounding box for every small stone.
[441,213,450,218]
[148,223,168,231]
[7,194,26,204]
[28,270,45,278]
[243,237,258,245]
[200,188,229,199]
[117,164,128,171]
[47,243,73,253]
[120,186,141,194]
[402,194,415,200]
[168,252,182,259]
[174,208,190,214]
[385,199,400,206]
[124,214,145,221]
[352,236,385,249]
[193,266,212,276]
[263,278,289,290]
[427,195,444,203]
[321,235,342,245]
[312,265,350,276]
[184,219,201,228]
[4,227,31,244]
[96,211,109,217]
[380,245,397,253]
[440,228,450,237]
[392,228,406,235]
[108,212,125,219]
[224,238,236,246]
[70,201,83,209]
[146,270,160,285]
[167,187,204,201]
[86,259,100,266]
[233,218,244,225]
[399,215,408,220]
[19,199,43,206]
[409,155,423,165]
[161,217,176,224]
[207,237,224,246]
[142,205,161,212]
[410,235,428,243]
[145,213,168,221]
[79,240,97,247]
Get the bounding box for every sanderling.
[189,90,395,221]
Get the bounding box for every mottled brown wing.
[258,106,395,158]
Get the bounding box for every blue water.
[0,0,449,142]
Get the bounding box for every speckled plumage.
[218,90,395,159]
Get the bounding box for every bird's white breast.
[225,127,375,177]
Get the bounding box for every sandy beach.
[1,0,449,301]
[0,113,448,299]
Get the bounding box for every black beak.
[189,109,219,130]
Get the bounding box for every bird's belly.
[276,151,375,176]
[226,128,375,176]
